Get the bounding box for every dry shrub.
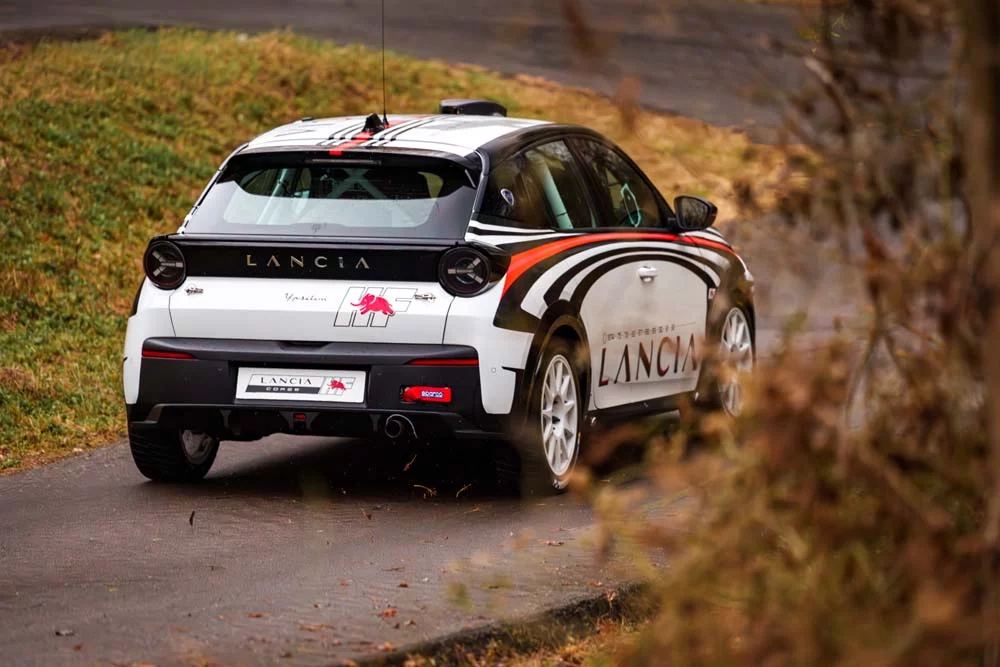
[574,1,1000,664]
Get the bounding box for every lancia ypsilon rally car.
[124,100,755,490]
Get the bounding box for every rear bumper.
[127,338,507,440]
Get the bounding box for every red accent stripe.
[142,350,195,360]
[328,130,377,156]
[501,232,733,296]
[407,359,479,367]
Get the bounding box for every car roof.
[244,114,554,158]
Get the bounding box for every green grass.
[0,29,783,472]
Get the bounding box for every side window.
[576,140,662,229]
[523,141,596,230]
[479,153,550,229]
[479,140,596,230]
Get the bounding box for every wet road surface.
[0,435,629,665]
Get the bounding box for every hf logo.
[334,287,416,328]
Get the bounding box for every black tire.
[128,425,219,482]
[510,337,587,496]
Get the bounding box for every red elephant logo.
[351,293,395,317]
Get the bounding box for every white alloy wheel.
[180,430,216,465]
[539,354,579,477]
[719,307,754,416]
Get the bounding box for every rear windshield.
[182,153,478,239]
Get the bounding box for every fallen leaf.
[383,566,405,572]
[404,619,416,627]
[413,484,437,498]
[378,642,396,652]
[340,579,351,586]
[247,613,268,619]
[189,511,195,526]
[543,540,565,547]
[588,581,603,587]
[378,608,398,618]
[398,582,409,588]
[403,454,417,472]
[55,629,75,637]
[72,644,83,652]
[299,623,334,632]
[466,506,481,513]
[361,508,372,520]
[606,590,618,603]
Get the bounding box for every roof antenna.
[363,0,389,134]
[380,0,388,126]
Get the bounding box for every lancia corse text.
[254,375,322,386]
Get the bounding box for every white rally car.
[124,100,755,490]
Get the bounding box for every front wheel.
[717,306,755,416]
[517,338,586,495]
[129,425,219,482]
[696,305,755,417]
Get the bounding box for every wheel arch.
[518,303,591,415]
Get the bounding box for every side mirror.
[673,196,718,231]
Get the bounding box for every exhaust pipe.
[383,414,417,441]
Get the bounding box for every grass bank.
[0,29,784,472]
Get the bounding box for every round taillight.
[438,247,492,297]
[143,240,186,290]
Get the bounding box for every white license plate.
[235,367,366,404]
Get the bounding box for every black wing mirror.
[673,196,718,231]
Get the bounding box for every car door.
[570,138,710,409]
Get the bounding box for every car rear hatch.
[159,150,479,345]
[166,238,454,344]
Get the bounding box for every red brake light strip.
[142,350,195,360]
[407,359,478,367]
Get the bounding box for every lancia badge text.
[244,254,370,270]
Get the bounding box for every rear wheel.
[128,425,219,482]
[516,338,585,495]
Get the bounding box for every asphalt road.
[0,436,634,666]
[0,0,810,134]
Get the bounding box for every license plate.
[235,367,366,404]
